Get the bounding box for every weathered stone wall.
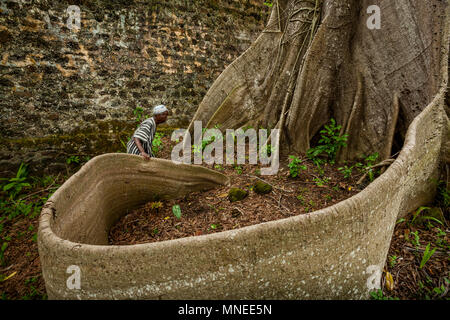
[0,0,269,175]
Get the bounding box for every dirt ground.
[109,158,361,245]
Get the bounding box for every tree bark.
[185,0,449,162]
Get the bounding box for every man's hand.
[140,152,151,161]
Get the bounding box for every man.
[127,104,169,160]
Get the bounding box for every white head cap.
[153,104,168,115]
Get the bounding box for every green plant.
[263,0,273,7]
[234,165,243,175]
[306,119,348,164]
[370,289,399,300]
[66,155,80,165]
[313,177,329,187]
[315,163,325,176]
[410,231,420,247]
[133,106,145,125]
[1,199,33,220]
[214,164,224,171]
[288,156,307,178]
[296,194,305,205]
[419,243,436,269]
[435,228,448,248]
[411,206,444,229]
[338,165,353,179]
[432,282,447,297]
[152,132,164,155]
[172,205,182,219]
[1,163,30,199]
[119,136,130,152]
[362,153,379,182]
[389,255,398,268]
[210,224,219,230]
[22,276,45,300]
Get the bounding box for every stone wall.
[0,0,269,175]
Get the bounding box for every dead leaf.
[385,271,394,291]
[3,271,17,281]
[218,193,228,198]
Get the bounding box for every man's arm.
[133,137,151,160]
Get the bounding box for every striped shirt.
[127,117,157,157]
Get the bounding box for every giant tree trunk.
[185,0,449,162]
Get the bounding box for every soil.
[109,155,362,245]
[383,214,450,300]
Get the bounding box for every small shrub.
[306,119,348,164]
[172,205,182,219]
[66,156,80,165]
[1,163,30,199]
[152,132,164,155]
[288,156,307,178]
[419,243,436,269]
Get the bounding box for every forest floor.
[0,134,448,300]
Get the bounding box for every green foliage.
[152,132,164,155]
[22,276,46,300]
[1,163,30,199]
[1,199,33,220]
[210,224,220,230]
[296,194,305,205]
[119,136,131,152]
[370,289,399,300]
[338,165,353,179]
[435,228,448,249]
[133,106,145,126]
[234,165,243,175]
[288,156,307,178]
[214,164,224,171]
[410,230,420,247]
[411,206,445,229]
[313,177,329,187]
[172,205,182,219]
[306,119,348,164]
[66,155,80,165]
[363,153,379,182]
[389,255,398,268]
[263,0,273,7]
[192,128,219,156]
[419,243,436,269]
